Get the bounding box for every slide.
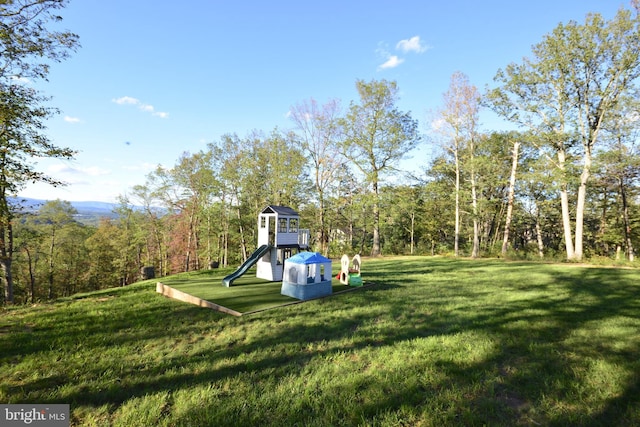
[222,244,272,287]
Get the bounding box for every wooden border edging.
[156,282,243,317]
[157,281,377,317]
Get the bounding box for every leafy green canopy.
[0,0,79,303]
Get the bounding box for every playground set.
[222,205,363,300]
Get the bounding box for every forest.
[3,2,640,304]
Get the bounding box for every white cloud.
[48,164,110,177]
[113,96,139,105]
[379,55,404,70]
[11,76,31,84]
[377,36,430,71]
[112,96,169,118]
[396,36,429,54]
[64,116,81,124]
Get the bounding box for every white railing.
[299,229,310,248]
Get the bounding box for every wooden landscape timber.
[156,282,242,317]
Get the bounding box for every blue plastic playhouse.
[281,251,332,300]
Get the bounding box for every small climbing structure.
[339,254,363,286]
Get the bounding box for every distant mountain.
[9,197,167,226]
[67,200,121,215]
[10,197,122,225]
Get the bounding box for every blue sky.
[20,0,626,203]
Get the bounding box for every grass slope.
[1,256,640,426]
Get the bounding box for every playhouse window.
[278,218,288,233]
[289,218,298,233]
[288,267,298,284]
[260,216,266,228]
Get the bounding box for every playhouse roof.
[261,205,299,216]
[287,252,331,265]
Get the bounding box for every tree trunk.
[492,198,506,249]
[620,177,635,261]
[574,154,591,261]
[454,149,461,257]
[206,211,212,268]
[26,247,35,303]
[221,199,229,267]
[185,207,199,272]
[359,203,367,255]
[560,185,575,260]
[0,257,12,304]
[535,201,544,258]
[349,211,354,250]
[558,150,575,260]
[470,136,480,259]
[470,183,480,258]
[502,141,520,255]
[318,190,329,256]
[48,231,55,300]
[410,212,415,255]
[371,180,381,256]
[236,206,247,262]
[0,217,14,304]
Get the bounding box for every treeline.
[3,2,640,304]
[7,123,640,304]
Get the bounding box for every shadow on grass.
[3,257,640,425]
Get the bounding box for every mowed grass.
[162,266,352,313]
[1,256,640,426]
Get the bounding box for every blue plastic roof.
[287,252,331,265]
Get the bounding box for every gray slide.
[222,244,271,287]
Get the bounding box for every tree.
[85,218,120,289]
[131,183,168,276]
[12,211,42,303]
[472,132,517,254]
[171,151,216,271]
[206,130,307,265]
[593,99,640,260]
[248,130,308,209]
[434,72,481,257]
[208,134,251,264]
[0,0,79,303]
[380,184,424,255]
[36,199,77,299]
[289,98,342,255]
[339,79,420,256]
[501,135,522,256]
[488,7,640,261]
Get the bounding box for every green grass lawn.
[161,265,353,313]
[2,256,640,426]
